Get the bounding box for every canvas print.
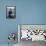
[6,6,16,19]
[18,25,46,41]
[18,24,46,46]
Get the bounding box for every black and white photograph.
[6,6,16,19]
[18,25,46,46]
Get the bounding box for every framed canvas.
[6,6,16,19]
[18,24,46,42]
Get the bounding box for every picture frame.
[18,24,46,42]
[6,6,16,19]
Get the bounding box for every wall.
[0,0,18,44]
[18,0,46,24]
[0,0,46,44]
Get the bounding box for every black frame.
[6,6,16,19]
